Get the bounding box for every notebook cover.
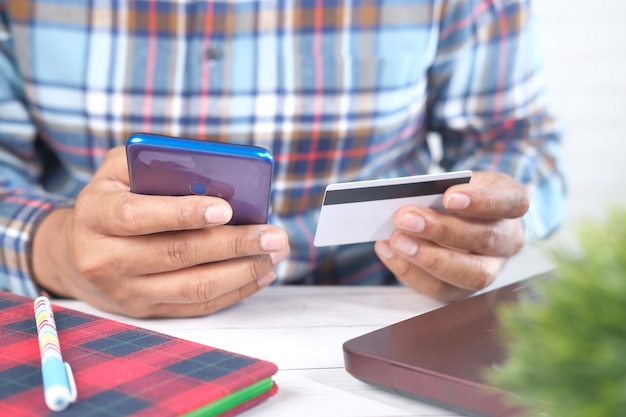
[343,276,549,417]
[0,291,278,417]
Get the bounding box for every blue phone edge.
[126,133,274,169]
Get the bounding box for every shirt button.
[205,46,223,63]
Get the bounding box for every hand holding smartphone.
[126,133,274,225]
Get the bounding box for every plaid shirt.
[0,0,566,297]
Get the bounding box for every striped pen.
[34,296,78,411]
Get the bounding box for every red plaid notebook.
[0,291,278,417]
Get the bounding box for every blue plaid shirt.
[0,0,566,297]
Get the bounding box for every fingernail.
[393,234,418,256]
[260,230,287,252]
[376,241,395,260]
[445,193,470,210]
[399,213,425,233]
[205,204,232,224]
[270,248,290,265]
[257,271,276,287]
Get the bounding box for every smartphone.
[126,133,274,225]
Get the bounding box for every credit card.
[313,170,472,247]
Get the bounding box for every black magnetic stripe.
[322,177,470,206]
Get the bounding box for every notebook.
[343,274,550,417]
[0,291,278,417]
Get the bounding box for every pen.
[34,296,78,412]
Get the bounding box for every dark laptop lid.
[343,274,549,417]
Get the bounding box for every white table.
[55,247,554,417]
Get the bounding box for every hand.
[374,171,529,302]
[31,146,290,318]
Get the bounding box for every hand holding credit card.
[313,170,472,247]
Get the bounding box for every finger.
[102,273,274,318]
[149,279,266,318]
[395,207,525,257]
[443,172,529,219]
[88,255,275,314]
[88,191,234,236]
[387,232,504,292]
[82,146,233,235]
[136,255,276,305]
[375,240,473,302]
[92,145,132,185]
[78,225,290,276]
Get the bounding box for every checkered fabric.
[0,291,278,417]
[0,0,567,296]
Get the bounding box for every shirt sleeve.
[428,0,567,241]
[0,7,74,297]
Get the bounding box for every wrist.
[31,208,76,298]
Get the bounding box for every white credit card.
[313,170,472,247]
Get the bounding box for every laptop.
[343,274,550,417]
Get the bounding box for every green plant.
[489,208,626,417]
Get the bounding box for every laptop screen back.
[343,275,548,417]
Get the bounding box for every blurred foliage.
[489,208,626,417]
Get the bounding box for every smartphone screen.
[126,133,274,225]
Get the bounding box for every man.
[0,0,566,317]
